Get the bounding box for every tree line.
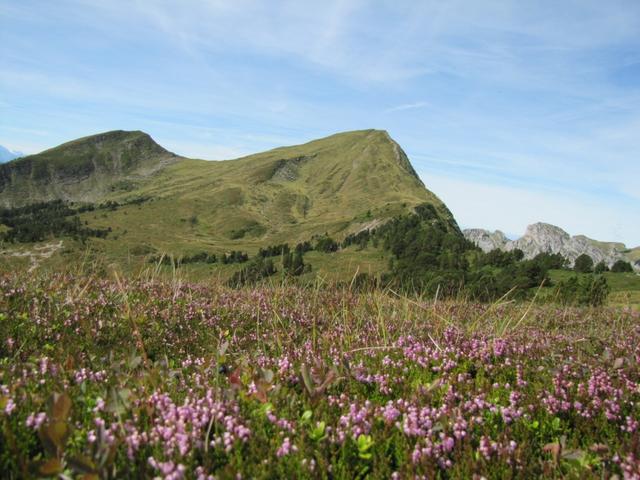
[229,241,313,286]
[574,253,633,273]
[224,203,632,305]
[323,204,629,306]
[0,200,110,244]
[148,250,248,266]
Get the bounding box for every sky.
[1,1,639,246]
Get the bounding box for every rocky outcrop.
[463,228,509,252]
[464,222,637,270]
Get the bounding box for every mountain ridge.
[464,223,638,270]
[0,129,458,264]
[0,130,179,207]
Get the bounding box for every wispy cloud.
[385,102,430,113]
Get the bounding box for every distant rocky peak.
[463,228,509,252]
[523,222,570,240]
[464,223,636,270]
[0,145,24,163]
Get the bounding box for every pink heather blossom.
[25,412,47,429]
[479,436,496,459]
[381,401,400,424]
[195,466,215,480]
[4,398,16,415]
[614,453,640,480]
[442,435,455,453]
[148,457,186,480]
[622,416,639,434]
[93,397,106,413]
[276,437,297,457]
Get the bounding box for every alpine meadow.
[1,1,640,479]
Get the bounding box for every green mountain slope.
[0,130,179,207]
[0,128,458,270]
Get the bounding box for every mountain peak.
[0,130,178,207]
[291,128,423,185]
[524,222,571,240]
[36,130,167,157]
[0,145,24,163]
[464,222,636,270]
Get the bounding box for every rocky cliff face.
[464,222,637,270]
[463,228,510,252]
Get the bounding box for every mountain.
[0,145,24,163]
[0,129,458,263]
[462,229,510,253]
[464,223,638,270]
[0,131,179,207]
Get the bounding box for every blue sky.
[1,0,639,246]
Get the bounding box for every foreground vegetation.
[1,271,639,479]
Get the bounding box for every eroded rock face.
[464,222,636,270]
[463,228,509,252]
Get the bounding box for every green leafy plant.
[356,434,374,460]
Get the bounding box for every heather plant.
[1,271,639,479]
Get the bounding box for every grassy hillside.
[0,131,179,207]
[626,246,640,262]
[0,129,457,270]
